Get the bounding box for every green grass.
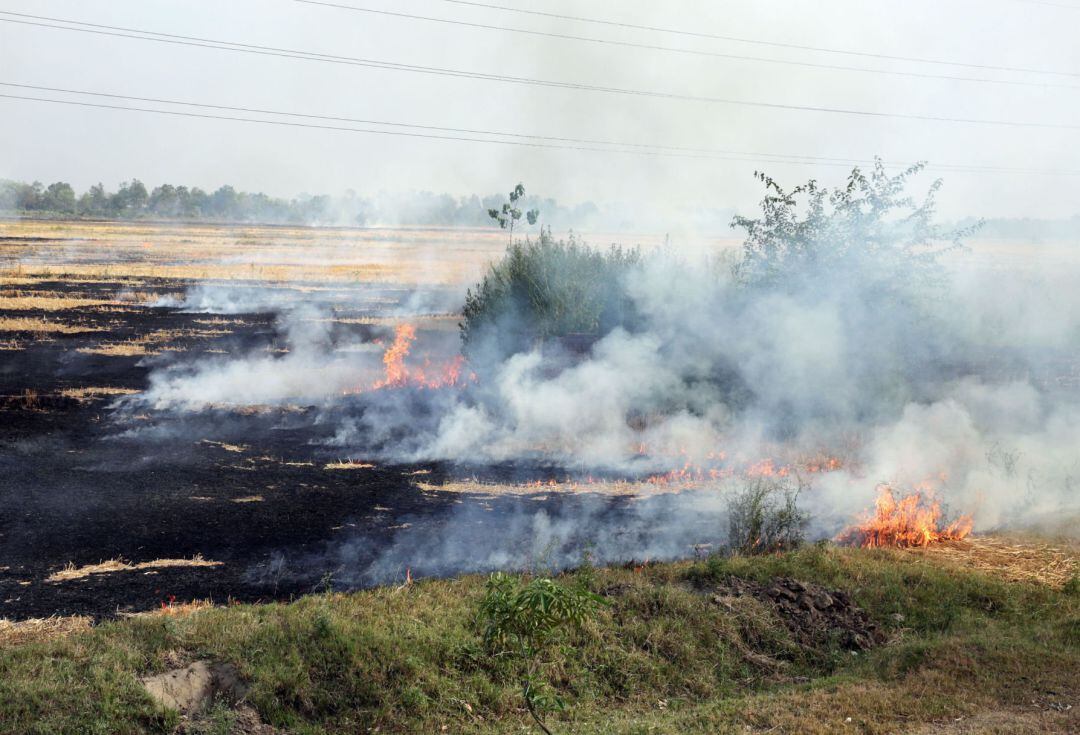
[1,546,1077,734]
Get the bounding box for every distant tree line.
[0,178,604,228]
[952,215,1080,241]
[6,177,1073,237]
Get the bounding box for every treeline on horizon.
[1,178,1078,238]
[0,178,604,229]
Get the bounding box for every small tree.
[479,573,607,735]
[731,159,976,303]
[488,183,540,244]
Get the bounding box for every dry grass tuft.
[324,460,376,470]
[416,478,672,497]
[76,327,222,356]
[58,386,140,401]
[0,316,97,333]
[0,293,114,310]
[144,599,215,618]
[193,317,243,326]
[0,616,93,646]
[6,388,40,410]
[46,556,222,582]
[201,440,248,453]
[76,341,161,357]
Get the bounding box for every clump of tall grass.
[726,478,809,555]
[460,229,640,361]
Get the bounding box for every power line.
[0,81,882,162]
[0,91,840,164]
[2,12,1079,133]
[2,84,1078,176]
[435,0,1080,78]
[292,0,1079,91]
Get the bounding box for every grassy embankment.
[0,540,1077,734]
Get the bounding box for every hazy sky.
[2,0,1079,223]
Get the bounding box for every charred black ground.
[0,278,725,620]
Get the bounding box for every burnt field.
[1,275,436,619]
[0,222,721,621]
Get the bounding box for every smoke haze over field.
[128,168,1080,558]
[2,0,1080,221]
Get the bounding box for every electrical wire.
[292,0,1080,91]
[2,12,1079,132]
[2,84,1078,176]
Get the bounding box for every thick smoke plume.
[125,164,1080,586]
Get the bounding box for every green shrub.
[460,230,640,361]
[726,478,809,555]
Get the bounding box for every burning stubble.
[107,233,1080,591]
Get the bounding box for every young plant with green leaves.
[478,573,607,735]
[487,183,540,245]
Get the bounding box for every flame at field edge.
[838,484,974,549]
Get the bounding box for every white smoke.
[327,249,1080,536]
[135,245,1080,540]
[134,303,379,410]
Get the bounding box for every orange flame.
[346,323,471,395]
[379,323,417,387]
[840,484,973,548]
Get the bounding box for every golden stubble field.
[0,218,712,286]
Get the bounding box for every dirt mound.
[711,576,884,651]
[141,660,279,734]
[140,661,246,715]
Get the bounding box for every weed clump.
[726,478,809,555]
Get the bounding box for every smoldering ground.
[118,276,1080,589]
[109,168,1080,591]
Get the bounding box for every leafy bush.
[460,230,640,361]
[731,159,975,303]
[726,478,809,555]
[478,573,607,734]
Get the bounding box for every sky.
[1,0,1079,225]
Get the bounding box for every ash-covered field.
[0,222,724,621]
[3,214,1079,623]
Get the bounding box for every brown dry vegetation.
[46,556,222,583]
[0,292,116,310]
[417,478,681,496]
[323,460,376,470]
[0,616,94,647]
[0,219,689,286]
[58,386,141,401]
[1,220,513,285]
[0,316,97,333]
[912,534,1079,590]
[76,328,230,356]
